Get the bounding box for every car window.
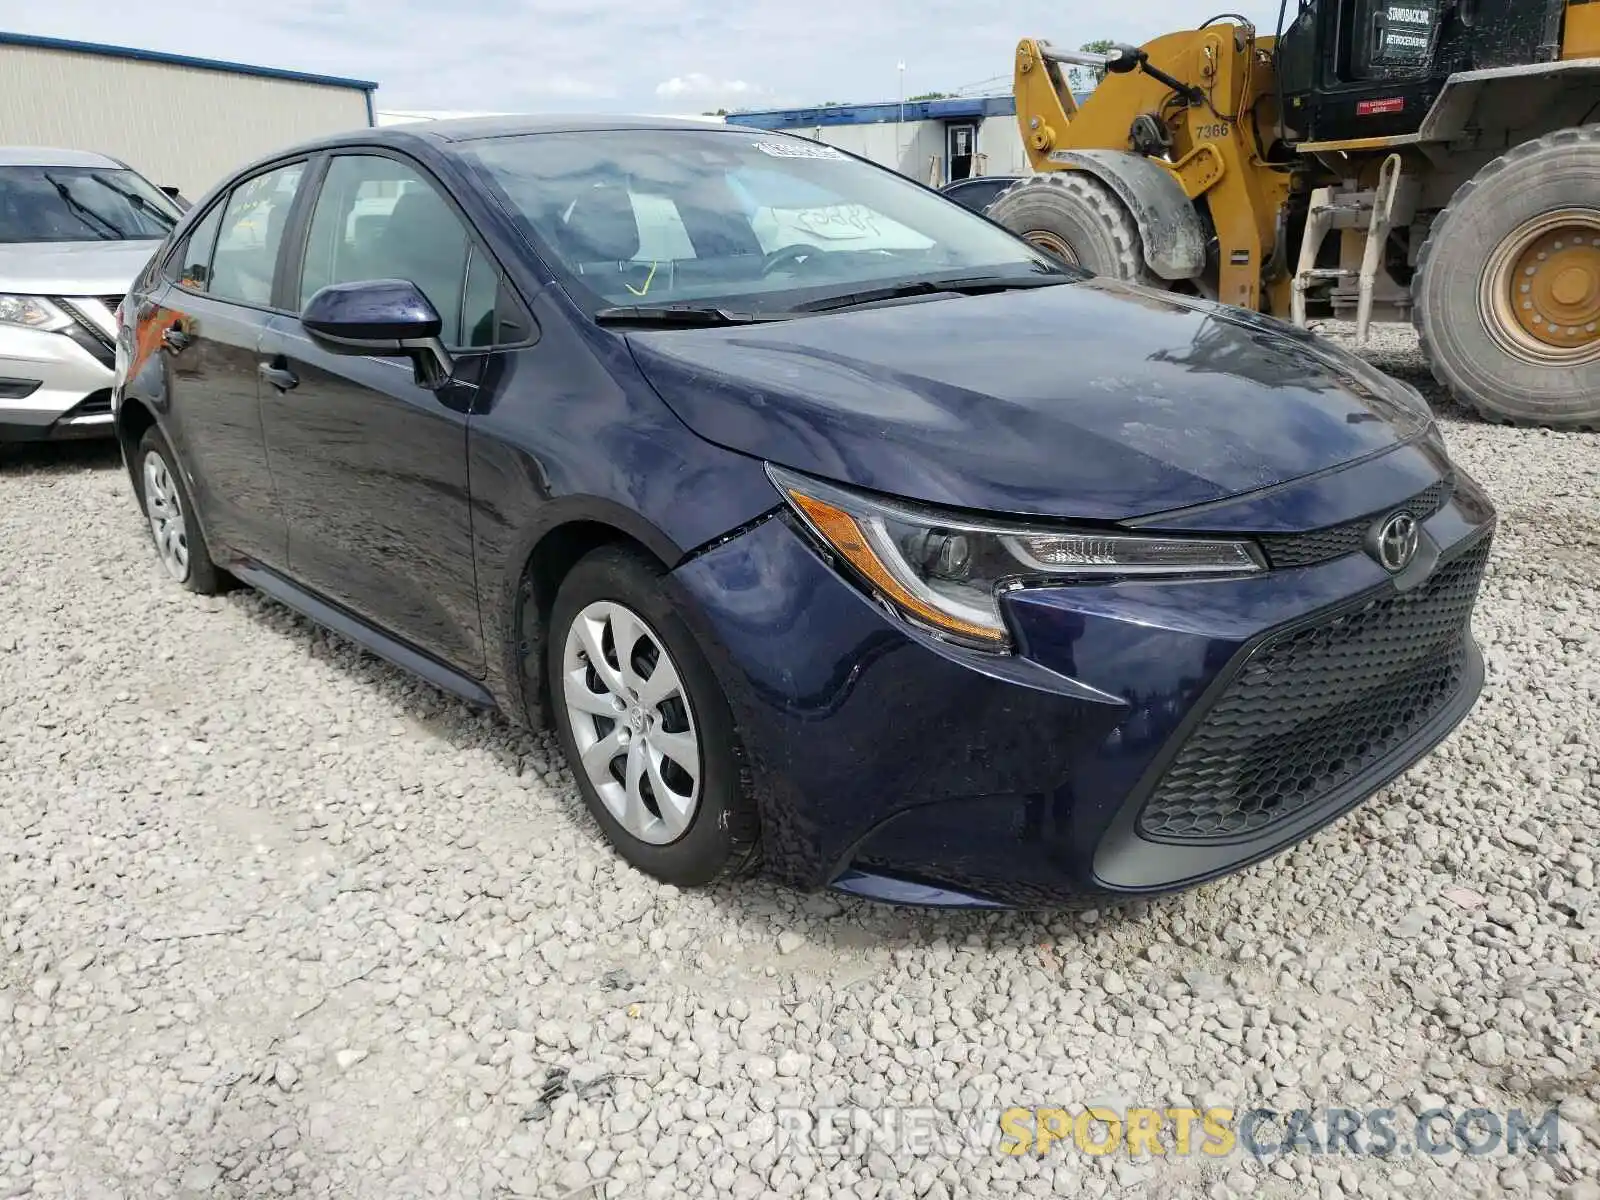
[208,162,306,307]
[461,245,500,348]
[171,202,225,291]
[299,155,469,346]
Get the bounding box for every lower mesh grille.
[1136,535,1491,843]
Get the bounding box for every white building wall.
[975,116,1030,176]
[0,43,371,199]
[783,116,1031,184]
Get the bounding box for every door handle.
[162,325,190,352]
[258,361,298,391]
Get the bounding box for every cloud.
[5,0,1285,114]
[655,73,762,102]
[532,75,620,102]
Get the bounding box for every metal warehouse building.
[726,91,1097,187]
[0,32,377,201]
[726,96,1034,187]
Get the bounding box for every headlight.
[0,294,72,333]
[769,465,1264,650]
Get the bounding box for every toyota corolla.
[112,117,1495,908]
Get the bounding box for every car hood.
[0,239,161,296]
[625,278,1433,522]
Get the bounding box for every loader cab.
[1276,0,1570,143]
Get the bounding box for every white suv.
[0,146,181,441]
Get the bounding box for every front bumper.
[670,465,1496,909]
[0,311,117,442]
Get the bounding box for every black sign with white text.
[1372,1,1438,66]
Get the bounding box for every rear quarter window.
[169,202,225,291]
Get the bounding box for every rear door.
[138,160,308,565]
[258,151,487,675]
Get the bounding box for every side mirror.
[301,279,455,390]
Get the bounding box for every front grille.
[1260,479,1453,569]
[1137,534,1491,843]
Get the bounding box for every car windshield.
[0,165,181,243]
[463,128,1069,314]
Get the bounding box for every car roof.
[0,145,125,169]
[269,113,757,162]
[391,113,735,142]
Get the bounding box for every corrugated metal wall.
[0,43,371,200]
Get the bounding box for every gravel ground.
[1,323,1597,1200]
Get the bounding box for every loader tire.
[988,173,1151,283]
[1412,125,1600,429]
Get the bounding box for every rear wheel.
[1413,126,1600,428]
[134,427,224,594]
[987,172,1150,282]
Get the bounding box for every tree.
[907,91,955,101]
[701,108,730,116]
[1069,39,1117,92]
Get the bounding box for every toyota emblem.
[1373,511,1420,573]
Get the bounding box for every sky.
[0,0,1285,115]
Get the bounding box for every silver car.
[1,147,181,441]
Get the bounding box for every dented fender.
[1045,148,1209,281]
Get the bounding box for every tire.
[1412,125,1600,428]
[133,426,225,595]
[546,545,761,887]
[987,172,1150,282]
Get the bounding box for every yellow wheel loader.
[988,1,1600,427]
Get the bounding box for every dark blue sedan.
[112,117,1495,908]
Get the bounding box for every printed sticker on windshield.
[752,140,846,160]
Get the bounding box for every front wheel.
[987,172,1150,282]
[545,546,761,887]
[1413,126,1600,428]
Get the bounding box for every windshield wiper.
[85,174,177,230]
[790,271,1073,315]
[42,174,124,239]
[594,304,794,328]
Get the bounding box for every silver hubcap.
[562,600,701,845]
[141,450,190,582]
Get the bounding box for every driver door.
[257,152,490,676]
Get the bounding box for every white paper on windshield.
[752,140,847,160]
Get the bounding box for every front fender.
[1045,148,1208,280]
